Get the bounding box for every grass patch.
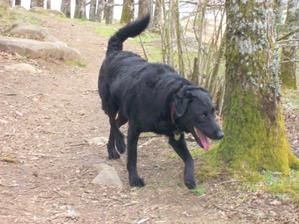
[261,170,299,203]
[191,184,206,196]
[65,60,86,67]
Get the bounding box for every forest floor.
[0,10,299,224]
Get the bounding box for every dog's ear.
[174,88,193,118]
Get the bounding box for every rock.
[4,63,38,74]
[65,205,80,219]
[0,36,81,61]
[6,23,59,42]
[87,137,108,146]
[92,163,123,188]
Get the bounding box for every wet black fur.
[98,15,223,189]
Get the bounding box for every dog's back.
[99,15,151,114]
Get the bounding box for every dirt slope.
[0,14,298,224]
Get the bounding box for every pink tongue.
[195,128,209,151]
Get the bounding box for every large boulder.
[0,36,81,61]
[6,23,59,42]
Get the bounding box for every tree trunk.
[104,0,113,24]
[61,0,71,17]
[152,0,161,30]
[120,0,134,24]
[0,0,9,6]
[89,0,97,21]
[31,0,44,8]
[173,0,184,75]
[280,0,298,90]
[74,0,86,19]
[218,0,299,174]
[15,0,20,5]
[47,0,51,9]
[138,0,151,19]
[96,0,104,22]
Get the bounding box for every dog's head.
[172,86,224,150]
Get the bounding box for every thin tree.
[218,0,299,174]
[74,0,86,18]
[96,0,104,22]
[47,0,51,9]
[138,0,151,19]
[89,0,97,21]
[120,0,134,24]
[104,0,113,24]
[280,0,298,90]
[61,0,71,17]
[31,0,43,8]
[152,0,161,30]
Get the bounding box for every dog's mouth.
[193,127,209,151]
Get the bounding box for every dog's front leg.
[168,134,196,189]
[127,125,144,187]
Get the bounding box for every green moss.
[217,87,296,174]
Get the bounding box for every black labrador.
[98,15,224,189]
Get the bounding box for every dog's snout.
[215,130,224,140]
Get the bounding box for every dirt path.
[1,15,299,224]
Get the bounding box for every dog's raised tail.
[106,14,150,55]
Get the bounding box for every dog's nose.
[215,130,224,140]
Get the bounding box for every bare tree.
[74,0,86,18]
[280,0,298,89]
[120,0,134,24]
[96,0,104,22]
[61,0,71,17]
[47,0,51,9]
[138,0,152,19]
[152,0,161,30]
[89,0,97,21]
[104,0,113,24]
[31,0,44,8]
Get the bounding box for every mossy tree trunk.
[218,0,299,174]
[280,0,298,90]
[120,0,134,24]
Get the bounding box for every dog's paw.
[129,176,145,187]
[116,138,126,154]
[108,150,120,160]
[184,179,196,189]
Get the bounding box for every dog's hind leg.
[127,124,144,187]
[168,134,196,189]
[114,113,127,154]
[107,112,121,160]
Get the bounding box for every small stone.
[87,137,108,146]
[92,163,122,188]
[269,199,282,206]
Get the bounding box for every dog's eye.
[200,112,208,119]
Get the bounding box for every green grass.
[191,184,207,196]
[65,60,86,67]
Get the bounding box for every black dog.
[98,15,224,189]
